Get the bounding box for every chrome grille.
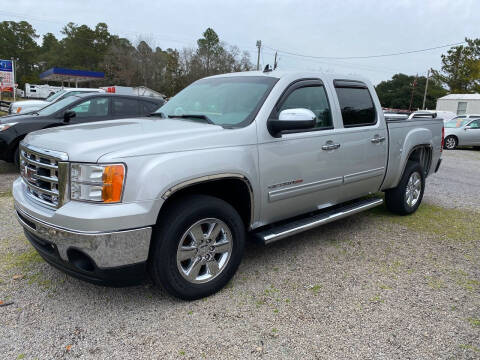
[20,144,68,208]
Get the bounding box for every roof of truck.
[207,70,371,83]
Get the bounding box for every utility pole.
[256,40,262,71]
[11,58,16,102]
[274,51,278,70]
[422,69,430,110]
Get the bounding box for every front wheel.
[444,136,457,150]
[149,195,245,300]
[385,161,425,215]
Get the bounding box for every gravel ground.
[0,151,479,359]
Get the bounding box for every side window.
[113,98,139,116]
[335,85,376,127]
[70,97,109,117]
[279,85,332,129]
[469,119,480,128]
[457,102,467,115]
[141,101,161,115]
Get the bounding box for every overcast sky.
[2,0,480,84]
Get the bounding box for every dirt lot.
[1,150,479,359]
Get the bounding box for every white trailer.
[25,83,63,99]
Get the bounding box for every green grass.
[2,248,43,272]
[467,318,480,327]
[368,203,480,242]
[0,189,12,197]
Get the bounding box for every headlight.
[70,163,126,203]
[0,123,17,131]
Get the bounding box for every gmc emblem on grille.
[25,167,37,183]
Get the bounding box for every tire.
[13,146,20,170]
[385,161,425,215]
[149,194,245,300]
[444,136,457,150]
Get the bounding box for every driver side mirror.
[268,108,316,137]
[464,125,471,130]
[63,110,76,123]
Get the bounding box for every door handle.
[322,143,341,150]
[371,136,386,144]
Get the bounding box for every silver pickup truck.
[12,71,444,300]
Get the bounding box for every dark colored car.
[0,93,164,166]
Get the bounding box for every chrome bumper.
[15,206,152,268]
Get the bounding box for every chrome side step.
[254,197,383,245]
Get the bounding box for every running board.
[254,197,383,245]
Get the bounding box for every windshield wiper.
[168,114,214,124]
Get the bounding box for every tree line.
[1,20,479,108]
[376,38,480,110]
[0,21,253,97]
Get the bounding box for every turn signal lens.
[102,165,125,203]
[16,107,21,114]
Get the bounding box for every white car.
[8,88,104,115]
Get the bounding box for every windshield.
[37,96,80,116]
[445,118,469,128]
[45,90,67,102]
[154,76,278,127]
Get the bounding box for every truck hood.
[24,118,250,162]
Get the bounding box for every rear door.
[331,80,388,202]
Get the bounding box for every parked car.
[444,117,480,149]
[12,71,443,300]
[8,88,105,115]
[0,93,164,166]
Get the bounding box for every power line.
[263,41,466,60]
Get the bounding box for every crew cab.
[0,93,164,167]
[12,71,444,300]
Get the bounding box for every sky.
[2,0,480,84]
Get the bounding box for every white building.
[436,94,480,115]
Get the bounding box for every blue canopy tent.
[39,67,104,87]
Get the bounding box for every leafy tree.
[375,73,447,110]
[432,38,480,93]
[196,28,222,75]
[0,21,39,87]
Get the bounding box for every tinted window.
[279,85,332,128]
[113,98,139,116]
[141,101,161,114]
[335,86,376,127]
[70,97,109,117]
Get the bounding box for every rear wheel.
[149,195,245,300]
[444,136,457,150]
[385,161,425,215]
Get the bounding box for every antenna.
[263,64,272,73]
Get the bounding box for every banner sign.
[0,60,14,92]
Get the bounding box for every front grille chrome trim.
[20,142,69,209]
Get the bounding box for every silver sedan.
[444,117,480,149]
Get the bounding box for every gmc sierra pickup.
[12,71,444,300]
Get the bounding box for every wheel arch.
[158,173,255,230]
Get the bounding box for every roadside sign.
[0,60,14,93]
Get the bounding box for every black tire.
[385,161,425,215]
[13,146,20,170]
[149,194,245,300]
[444,135,457,150]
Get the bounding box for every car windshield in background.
[154,76,278,127]
[36,96,80,116]
[45,90,67,102]
[445,118,470,128]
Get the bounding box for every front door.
[68,97,111,123]
[258,79,345,225]
[463,119,480,145]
